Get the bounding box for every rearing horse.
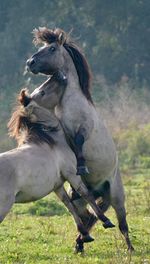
[26,27,134,252]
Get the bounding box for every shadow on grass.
[14,199,69,216]
[28,199,68,216]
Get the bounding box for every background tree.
[0,0,150,89]
[0,0,150,150]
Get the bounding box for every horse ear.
[58,32,66,45]
[19,89,31,107]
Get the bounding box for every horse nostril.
[41,90,45,96]
[27,58,35,67]
[30,58,35,66]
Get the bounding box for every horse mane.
[33,27,93,104]
[8,102,56,147]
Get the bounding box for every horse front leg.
[69,175,115,229]
[74,206,97,253]
[70,128,89,202]
[54,186,94,243]
[74,127,89,176]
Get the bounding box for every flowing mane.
[33,27,93,104]
[8,97,56,147]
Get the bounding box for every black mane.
[18,116,56,146]
[8,108,57,147]
[64,42,93,103]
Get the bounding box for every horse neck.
[43,109,59,127]
[34,107,59,129]
[63,49,81,89]
[60,55,86,105]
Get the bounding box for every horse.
[0,71,115,244]
[26,27,134,252]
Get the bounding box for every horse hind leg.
[114,205,134,252]
[55,185,94,243]
[110,169,134,251]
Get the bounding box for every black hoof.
[103,220,115,229]
[82,234,95,243]
[75,241,84,253]
[77,166,90,176]
[128,245,135,252]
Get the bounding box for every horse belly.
[83,126,117,185]
[15,171,63,203]
[15,150,63,203]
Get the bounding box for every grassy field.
[0,169,149,264]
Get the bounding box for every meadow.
[0,169,149,264]
[1,2,150,261]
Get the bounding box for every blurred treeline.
[0,0,150,89]
[1,0,150,171]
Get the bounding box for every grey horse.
[26,27,134,252]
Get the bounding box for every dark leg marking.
[74,132,89,176]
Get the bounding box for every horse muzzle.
[26,58,39,74]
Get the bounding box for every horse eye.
[49,46,56,52]
[41,90,45,96]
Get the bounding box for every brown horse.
[26,27,134,252]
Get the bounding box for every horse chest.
[15,146,63,202]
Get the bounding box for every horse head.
[31,70,67,109]
[26,28,68,75]
[26,27,93,103]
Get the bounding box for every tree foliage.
[0,0,150,89]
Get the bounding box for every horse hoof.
[82,234,95,243]
[75,243,84,254]
[77,166,90,176]
[74,247,84,254]
[103,220,115,229]
[128,245,135,252]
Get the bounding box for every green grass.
[0,170,149,264]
